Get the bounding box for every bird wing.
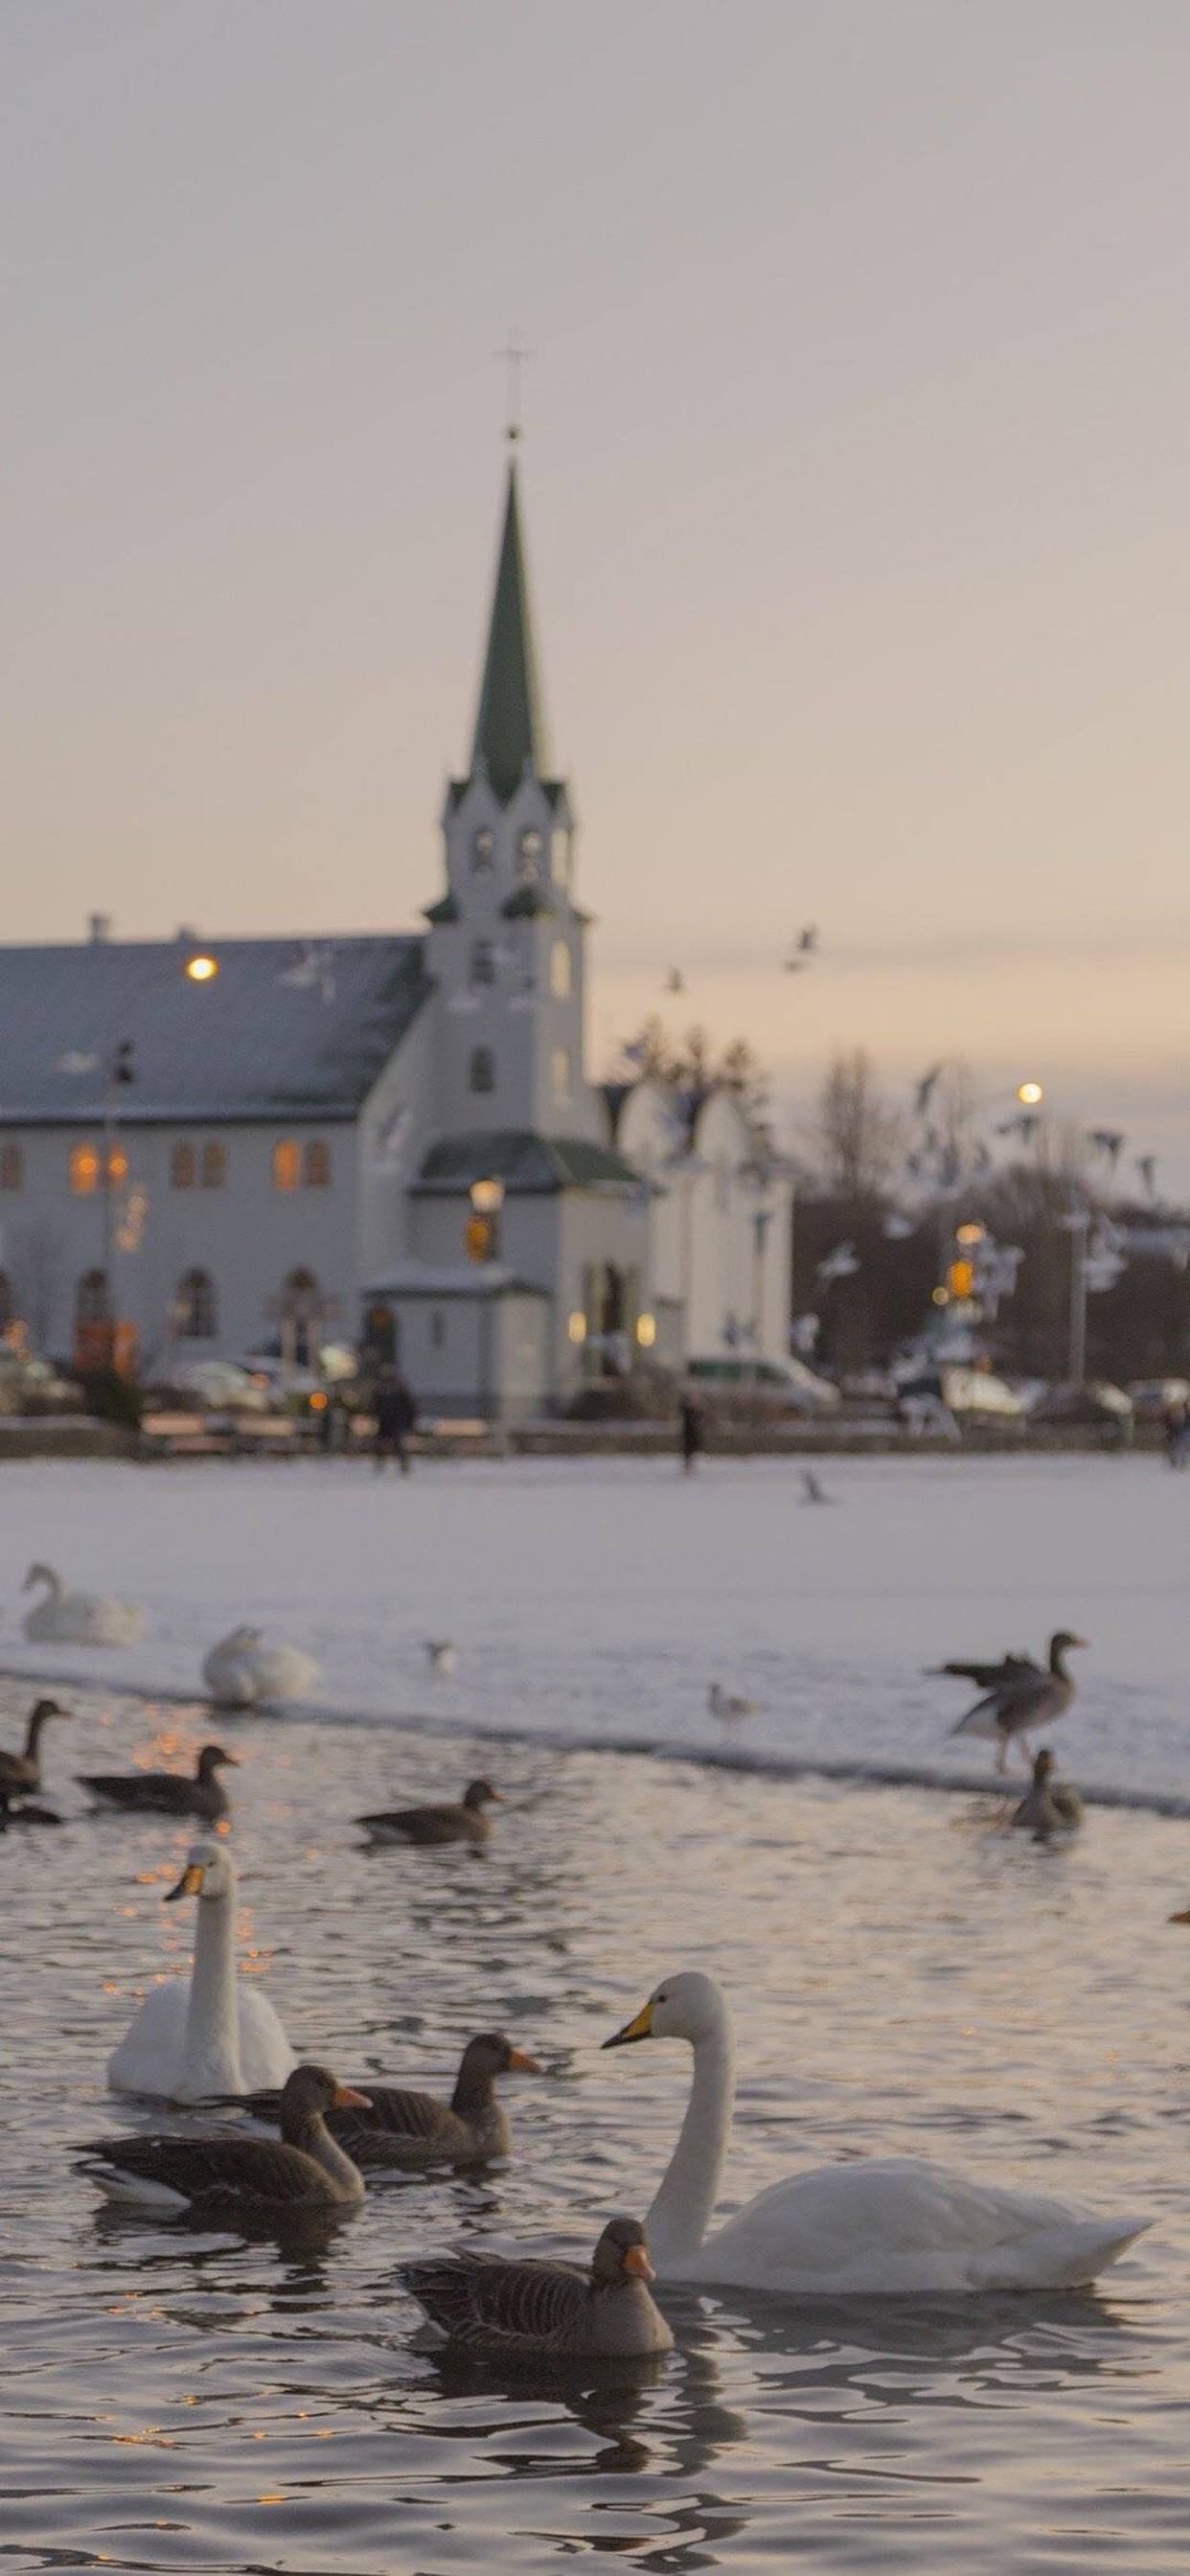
[359,1805,465,1844]
[78,1772,192,1811]
[81,2131,327,2205]
[933,1654,1041,1690]
[400,2252,585,2345]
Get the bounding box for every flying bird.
[913,1064,944,1120]
[665,967,685,995]
[1087,1129,1127,1167]
[279,943,337,1003]
[816,1241,859,1284]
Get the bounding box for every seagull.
[883,1211,916,1241]
[708,1683,760,1722]
[801,1470,835,1506]
[1087,1128,1127,1168]
[279,943,336,1003]
[424,1640,457,1679]
[665,967,686,995]
[816,1241,859,1284]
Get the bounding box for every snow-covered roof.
[0,933,430,1123]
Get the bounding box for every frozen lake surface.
[1,1454,1188,2572]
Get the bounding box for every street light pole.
[88,948,219,1368]
[1061,1206,1090,1385]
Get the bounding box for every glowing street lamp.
[1016,1080,1043,1108]
[184,952,218,984]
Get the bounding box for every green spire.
[470,458,549,801]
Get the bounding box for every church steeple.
[469,459,550,800]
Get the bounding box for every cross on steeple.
[497,332,532,444]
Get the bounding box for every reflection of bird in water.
[400,2215,673,2358]
[1012,1747,1083,1838]
[603,1970,1148,2292]
[801,1470,835,1506]
[708,1683,759,1723]
[0,1786,61,1828]
[937,1632,1087,1773]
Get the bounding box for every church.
[0,452,791,1418]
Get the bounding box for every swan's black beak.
[603,2000,654,2050]
[165,1860,205,1902]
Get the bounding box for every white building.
[0,452,791,1417]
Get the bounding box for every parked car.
[686,1355,840,1416]
[1032,1379,1133,1426]
[1128,1377,1190,1423]
[149,1360,279,1414]
[939,1367,1024,1419]
[0,1349,83,1415]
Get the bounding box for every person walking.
[677,1388,704,1476]
[374,1368,418,1475]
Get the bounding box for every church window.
[176,1266,217,1339]
[273,1138,301,1190]
[171,1141,195,1189]
[70,1145,100,1195]
[0,1143,22,1190]
[552,1046,571,1103]
[471,828,495,872]
[201,1140,225,1188]
[280,1266,321,1367]
[549,940,572,999]
[469,1046,495,1095]
[517,828,543,880]
[76,1268,110,1326]
[470,940,495,986]
[304,1138,332,1187]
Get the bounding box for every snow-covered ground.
[0,1450,1185,1800]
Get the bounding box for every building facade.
[0,456,791,1416]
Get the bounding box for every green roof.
[414,1129,644,1195]
[469,463,550,802]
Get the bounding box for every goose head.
[603,1969,724,2049]
[454,2032,542,2100]
[22,1563,57,1595]
[165,1842,235,1906]
[1033,1748,1055,1784]
[196,1743,239,1782]
[28,1697,70,1736]
[1048,1630,1087,1664]
[590,2215,656,2286]
[279,2062,372,2135]
[463,1779,502,1812]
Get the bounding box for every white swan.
[107,1842,296,2102]
[202,1624,318,1708]
[604,1971,1149,2294]
[22,1562,144,1648]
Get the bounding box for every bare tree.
[813,1048,904,1197]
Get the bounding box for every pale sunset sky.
[3,4,1188,1177]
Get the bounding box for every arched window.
[0,1143,22,1191]
[304,1138,331,1187]
[272,1138,300,1190]
[0,1272,12,1330]
[70,1144,100,1196]
[171,1140,195,1189]
[469,1046,495,1095]
[550,940,572,999]
[552,1046,571,1102]
[517,827,543,881]
[76,1269,110,1327]
[176,1267,217,1339]
[470,940,495,986]
[201,1140,225,1188]
[471,827,495,873]
[363,1300,397,1366]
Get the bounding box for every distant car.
[1128,1377,1190,1422]
[157,1360,278,1414]
[939,1368,1024,1419]
[1032,1379,1133,1425]
[0,1349,83,1415]
[686,1355,840,1415]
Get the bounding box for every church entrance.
[362,1300,398,1368]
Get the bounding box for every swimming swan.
[22,1563,144,1647]
[202,1625,319,1708]
[604,1971,1148,2294]
[107,1842,296,2102]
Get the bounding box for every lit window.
[171,1141,195,1189]
[552,1046,571,1101]
[550,940,572,999]
[70,1145,100,1195]
[106,1148,126,1184]
[470,940,495,986]
[472,827,495,872]
[0,1143,22,1191]
[273,1138,300,1190]
[201,1141,225,1188]
[304,1139,331,1187]
[176,1267,217,1339]
[469,1046,495,1095]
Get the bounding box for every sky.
[3,2,1189,1183]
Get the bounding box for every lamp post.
[92,948,219,1367]
[468,1175,505,1262]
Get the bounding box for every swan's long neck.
[647,2016,736,2266]
[178,1889,243,2098]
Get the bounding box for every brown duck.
[400,2216,673,2358]
[234,2031,541,2168]
[357,1777,501,1847]
[0,1699,70,1799]
[78,1742,238,1822]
